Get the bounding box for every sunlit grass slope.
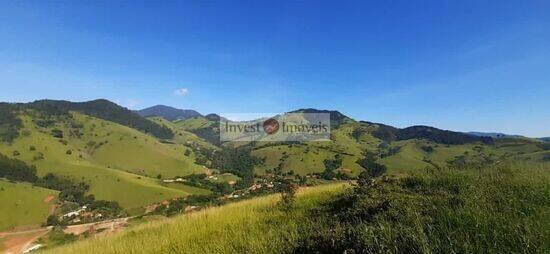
[0,180,57,230]
[252,123,375,176]
[72,113,204,178]
[379,138,548,175]
[42,183,348,254]
[0,112,210,210]
[148,116,218,150]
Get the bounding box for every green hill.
[8,99,174,140]
[170,112,542,180]
[147,116,218,151]
[136,105,202,121]
[0,180,57,230]
[0,110,211,214]
[1,100,548,232]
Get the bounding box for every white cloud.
[174,88,189,96]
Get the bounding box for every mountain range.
[1,99,549,233]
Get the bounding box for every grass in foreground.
[41,183,349,254]
[295,163,550,253]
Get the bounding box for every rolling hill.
[0,101,213,220]
[136,105,202,121]
[23,99,174,139]
[167,108,547,178]
[1,99,548,233]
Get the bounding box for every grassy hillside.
[174,116,220,145]
[136,105,201,121]
[250,121,548,178]
[0,180,57,230]
[42,162,550,253]
[0,112,210,211]
[1,102,547,232]
[148,116,218,151]
[41,183,348,254]
[24,99,174,139]
[167,111,546,180]
[295,162,550,253]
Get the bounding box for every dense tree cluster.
[367,122,493,145]
[180,173,234,195]
[356,151,387,177]
[398,126,493,145]
[210,148,260,186]
[190,127,220,146]
[0,153,38,182]
[321,155,343,180]
[0,103,22,143]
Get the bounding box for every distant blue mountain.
[466,132,523,139]
[137,105,202,121]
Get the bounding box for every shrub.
[33,152,45,161]
[46,215,64,227]
[51,129,64,138]
[278,180,297,212]
[322,155,343,180]
[357,152,387,177]
[46,229,78,246]
[294,165,550,253]
[421,145,434,153]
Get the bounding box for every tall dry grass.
[41,183,348,254]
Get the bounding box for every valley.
[1,100,549,253]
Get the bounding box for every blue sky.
[1,1,549,137]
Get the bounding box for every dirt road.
[0,229,49,254]
[0,217,131,254]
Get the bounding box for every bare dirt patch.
[43,195,55,203]
[1,230,48,254]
